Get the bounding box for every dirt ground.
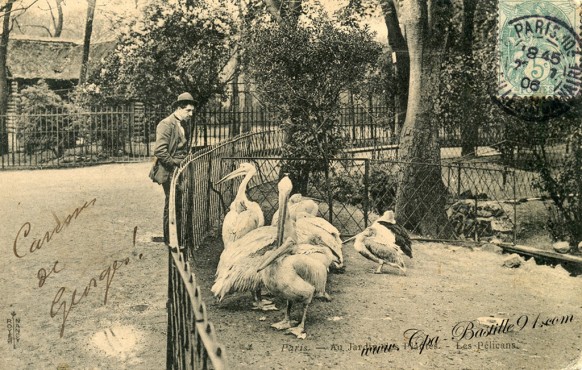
[1,162,582,370]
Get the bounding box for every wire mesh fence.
[215,157,522,244]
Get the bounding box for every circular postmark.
[495,1,581,121]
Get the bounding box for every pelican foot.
[271,320,297,330]
[252,298,273,306]
[286,326,307,339]
[315,292,332,302]
[330,265,346,274]
[252,300,278,311]
[374,263,384,274]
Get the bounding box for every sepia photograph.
[0,0,581,369]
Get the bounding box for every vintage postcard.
[1,1,581,369]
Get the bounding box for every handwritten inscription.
[50,257,130,338]
[10,197,144,339]
[13,198,96,258]
[37,260,65,288]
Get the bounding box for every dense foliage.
[17,80,78,156]
[76,0,236,108]
[242,3,381,193]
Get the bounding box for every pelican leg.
[374,260,384,274]
[272,301,297,330]
[252,289,277,311]
[287,302,309,339]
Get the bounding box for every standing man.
[150,92,195,245]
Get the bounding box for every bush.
[17,81,79,157]
[368,163,399,215]
[242,4,381,194]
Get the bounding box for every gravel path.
[1,162,581,369]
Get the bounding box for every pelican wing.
[376,221,412,258]
[365,236,405,268]
[296,217,343,263]
[222,201,265,247]
[291,254,328,295]
[294,244,335,268]
[212,226,278,300]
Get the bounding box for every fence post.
[474,195,479,242]
[6,81,19,162]
[205,154,213,233]
[130,101,145,157]
[456,163,462,196]
[513,169,517,245]
[166,249,175,370]
[363,159,369,228]
[325,160,333,225]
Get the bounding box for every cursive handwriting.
[37,260,65,288]
[50,257,129,338]
[13,198,97,258]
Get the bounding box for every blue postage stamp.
[498,0,581,98]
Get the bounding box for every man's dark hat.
[173,92,195,108]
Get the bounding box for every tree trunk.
[395,0,454,238]
[380,0,409,135]
[231,59,241,137]
[460,0,478,156]
[79,0,96,85]
[0,1,15,153]
[54,0,63,37]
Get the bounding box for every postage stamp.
[498,0,582,99]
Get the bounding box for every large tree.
[10,0,63,37]
[79,0,96,85]
[379,0,409,134]
[0,1,16,120]
[391,0,455,237]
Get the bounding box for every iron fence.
[166,247,226,370]
[1,102,512,170]
[0,106,147,169]
[166,174,225,370]
[163,130,285,369]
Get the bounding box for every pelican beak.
[215,166,247,185]
[342,235,357,244]
[277,192,290,248]
[257,238,295,272]
[276,176,292,248]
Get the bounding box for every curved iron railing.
[165,129,283,370]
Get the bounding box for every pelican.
[272,205,343,270]
[271,193,319,225]
[352,210,412,274]
[211,175,295,310]
[216,162,265,247]
[257,179,341,339]
[294,216,343,269]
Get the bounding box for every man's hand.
[173,156,186,166]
